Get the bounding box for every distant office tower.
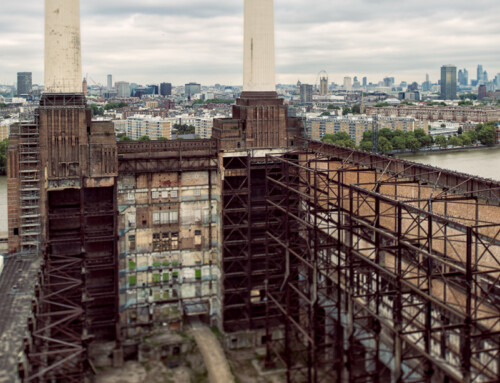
[107,74,112,90]
[300,84,313,103]
[440,65,457,100]
[344,77,352,91]
[383,77,394,88]
[160,82,172,96]
[496,74,500,89]
[320,76,328,96]
[116,81,130,97]
[362,77,367,87]
[185,82,201,97]
[483,71,488,83]
[478,85,487,100]
[477,65,484,82]
[148,84,159,95]
[422,73,431,91]
[17,72,32,96]
[463,69,469,85]
[458,70,464,85]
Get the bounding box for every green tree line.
[322,122,498,154]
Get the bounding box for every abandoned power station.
[2,0,500,382]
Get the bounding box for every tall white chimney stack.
[243,0,276,93]
[44,0,83,93]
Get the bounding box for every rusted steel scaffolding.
[265,142,500,383]
[222,155,284,332]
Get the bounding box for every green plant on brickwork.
[163,273,169,282]
[153,261,160,267]
[172,272,179,278]
[128,261,136,269]
[162,261,169,267]
[153,274,160,283]
[129,275,137,285]
[195,269,202,279]
[172,261,179,267]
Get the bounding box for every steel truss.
[25,187,118,382]
[265,145,500,383]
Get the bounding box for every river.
[0,147,497,233]
[397,146,500,181]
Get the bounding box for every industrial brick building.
[4,0,500,382]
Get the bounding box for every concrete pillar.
[243,0,276,92]
[44,0,82,93]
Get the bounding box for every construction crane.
[86,74,104,97]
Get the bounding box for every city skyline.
[1,0,500,87]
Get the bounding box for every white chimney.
[243,0,276,92]
[44,0,83,93]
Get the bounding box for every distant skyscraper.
[440,65,457,100]
[343,77,352,91]
[478,84,487,100]
[107,74,113,90]
[477,65,484,82]
[383,77,394,88]
[319,76,328,96]
[17,72,32,96]
[463,69,469,85]
[362,77,367,87]
[116,81,130,98]
[496,74,500,89]
[300,84,313,103]
[458,70,464,85]
[185,82,201,97]
[160,82,172,96]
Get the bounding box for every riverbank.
[392,144,498,156]
[397,145,500,181]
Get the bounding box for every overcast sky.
[1,0,499,87]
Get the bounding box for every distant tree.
[418,135,433,147]
[440,123,446,128]
[158,137,168,140]
[457,127,463,135]
[138,136,151,141]
[435,135,448,149]
[320,112,331,116]
[392,135,406,151]
[461,135,472,146]
[0,103,7,108]
[322,132,356,148]
[0,139,8,175]
[119,135,132,141]
[174,124,196,135]
[90,104,104,117]
[378,137,393,154]
[458,100,473,106]
[477,125,496,146]
[448,136,462,147]
[351,104,361,114]
[359,130,373,152]
[465,130,478,143]
[406,137,421,152]
[374,102,390,108]
[327,104,339,110]
[342,106,351,116]
[378,128,394,141]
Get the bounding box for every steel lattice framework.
[265,142,500,383]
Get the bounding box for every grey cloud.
[0,0,499,86]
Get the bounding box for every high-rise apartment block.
[160,82,172,96]
[343,76,352,91]
[300,84,313,103]
[107,74,113,90]
[17,72,32,96]
[185,82,201,97]
[440,65,457,100]
[116,81,131,97]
